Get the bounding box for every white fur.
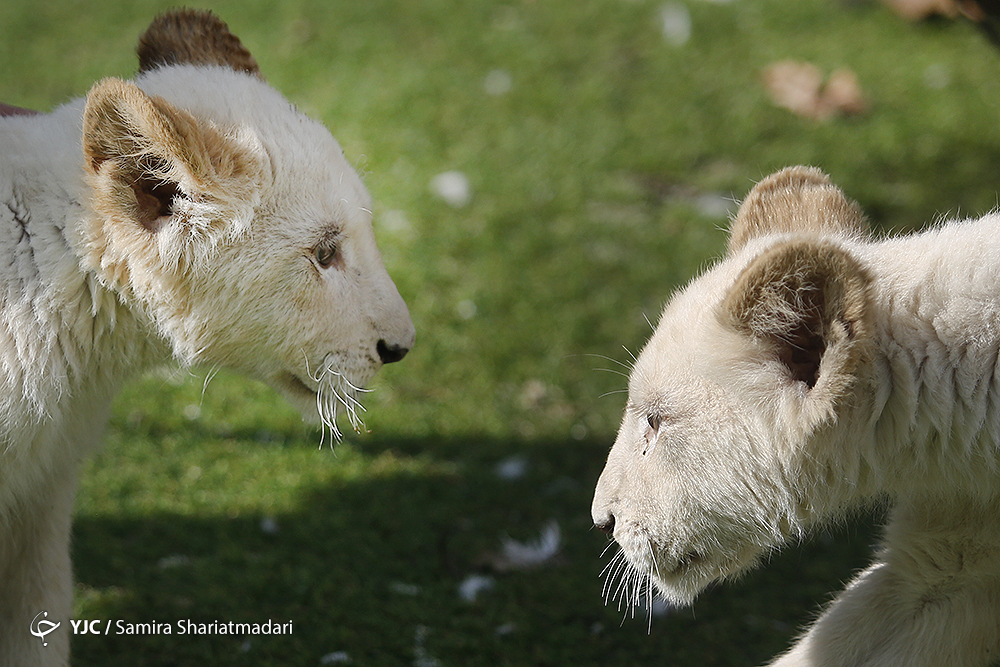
[1,60,413,667]
[592,169,1000,666]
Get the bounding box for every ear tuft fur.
[137,9,262,79]
[721,239,872,400]
[80,77,265,289]
[83,78,195,230]
[728,166,868,255]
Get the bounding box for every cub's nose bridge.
[371,279,416,350]
[591,477,619,535]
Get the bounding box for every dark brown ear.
[721,239,871,398]
[728,166,868,255]
[137,9,262,79]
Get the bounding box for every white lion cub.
[1,10,414,666]
[593,166,1000,666]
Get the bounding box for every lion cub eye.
[314,241,340,269]
[642,414,662,455]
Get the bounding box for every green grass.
[2,0,999,664]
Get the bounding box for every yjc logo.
[70,619,103,634]
[30,611,61,647]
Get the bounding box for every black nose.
[377,339,410,364]
[595,513,615,535]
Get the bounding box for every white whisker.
[302,351,372,449]
[598,537,660,629]
[645,540,657,634]
[201,364,221,400]
[599,389,629,399]
[601,551,623,601]
[601,549,626,601]
[581,352,635,372]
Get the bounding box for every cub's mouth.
[608,529,721,607]
[272,363,372,443]
[269,372,324,426]
[644,537,765,605]
[279,372,318,399]
[664,550,706,577]
[271,373,322,424]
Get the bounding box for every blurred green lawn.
[2,0,998,665]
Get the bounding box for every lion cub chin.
[1,10,412,665]
[593,166,1000,666]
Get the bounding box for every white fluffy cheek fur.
[143,247,381,440]
[598,414,802,609]
[607,499,774,608]
[605,518,716,608]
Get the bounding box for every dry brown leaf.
[762,61,868,121]
[822,68,869,117]
[762,61,825,119]
[882,0,961,21]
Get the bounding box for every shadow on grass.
[72,435,881,667]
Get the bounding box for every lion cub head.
[592,166,874,605]
[77,11,414,437]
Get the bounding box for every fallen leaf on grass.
[413,625,442,667]
[489,520,561,572]
[389,581,422,596]
[762,61,868,121]
[458,574,495,602]
[430,170,472,208]
[494,454,529,480]
[660,3,692,46]
[958,1,989,21]
[156,554,191,569]
[823,68,869,117]
[882,0,960,21]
